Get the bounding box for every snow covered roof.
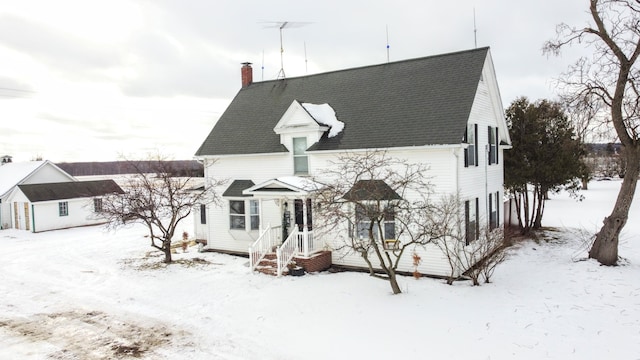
[242,176,324,197]
[301,103,344,138]
[0,161,48,197]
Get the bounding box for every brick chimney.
[241,62,253,88]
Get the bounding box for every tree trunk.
[582,177,589,190]
[388,270,402,294]
[163,240,173,264]
[589,148,639,265]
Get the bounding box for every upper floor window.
[464,124,478,167]
[293,137,309,174]
[488,126,499,165]
[59,201,69,217]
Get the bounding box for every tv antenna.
[386,25,390,63]
[262,21,311,79]
[473,8,478,48]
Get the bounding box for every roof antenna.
[304,41,308,74]
[386,25,390,63]
[261,50,265,81]
[262,21,311,79]
[473,8,478,48]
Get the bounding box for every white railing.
[297,230,323,257]
[276,228,299,277]
[248,224,282,272]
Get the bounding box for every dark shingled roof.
[18,180,124,202]
[222,180,255,197]
[343,180,402,201]
[196,47,489,156]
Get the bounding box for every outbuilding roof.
[18,180,124,202]
[195,47,489,156]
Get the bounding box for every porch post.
[302,197,309,257]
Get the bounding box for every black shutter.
[463,127,469,167]
[489,193,494,229]
[465,200,470,245]
[475,198,480,240]
[495,127,499,164]
[488,126,493,165]
[496,191,500,228]
[474,124,479,167]
[200,204,206,224]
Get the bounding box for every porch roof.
[243,176,323,197]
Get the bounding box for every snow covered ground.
[0,179,639,359]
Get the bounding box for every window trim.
[488,126,498,165]
[293,137,309,175]
[464,124,478,167]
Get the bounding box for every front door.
[294,199,312,231]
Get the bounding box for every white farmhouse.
[194,47,511,277]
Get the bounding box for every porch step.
[254,253,282,276]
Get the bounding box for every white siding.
[31,197,105,232]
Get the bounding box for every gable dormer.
[274,100,330,150]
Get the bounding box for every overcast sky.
[0,0,592,162]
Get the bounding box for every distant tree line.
[57,160,204,177]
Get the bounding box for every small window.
[488,126,498,165]
[293,137,309,174]
[249,200,260,230]
[229,200,245,229]
[59,201,69,217]
[200,204,207,225]
[464,124,478,167]
[465,198,479,245]
[93,198,102,213]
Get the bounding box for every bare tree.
[314,151,443,295]
[432,195,508,285]
[99,154,223,263]
[545,0,640,265]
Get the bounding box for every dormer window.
[293,137,309,175]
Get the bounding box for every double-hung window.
[59,201,69,217]
[293,137,309,175]
[465,198,479,245]
[355,204,396,242]
[489,191,500,230]
[229,200,245,229]
[464,124,478,167]
[249,200,260,230]
[229,200,260,231]
[488,126,499,165]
